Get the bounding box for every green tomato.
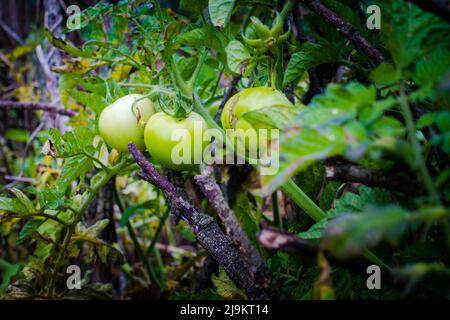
[221,87,293,158]
[99,94,156,152]
[144,112,208,171]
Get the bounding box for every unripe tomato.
[99,94,156,152]
[220,87,293,131]
[144,112,208,171]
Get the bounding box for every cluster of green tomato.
[98,87,293,170]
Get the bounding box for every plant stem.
[0,259,12,270]
[398,83,441,205]
[117,83,175,96]
[126,221,163,288]
[281,179,326,221]
[274,46,284,91]
[145,208,170,257]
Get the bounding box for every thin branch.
[194,165,274,290]
[300,0,385,65]
[0,100,77,117]
[407,0,450,23]
[128,143,274,299]
[324,163,425,195]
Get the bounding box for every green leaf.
[75,219,110,242]
[67,88,108,114]
[0,197,28,215]
[35,242,54,261]
[299,186,390,240]
[413,44,450,99]
[332,186,391,214]
[378,0,450,69]
[59,73,81,108]
[370,63,401,86]
[7,188,35,213]
[298,214,336,240]
[57,155,93,194]
[0,259,23,293]
[208,0,236,28]
[225,40,253,75]
[260,125,345,196]
[176,26,227,52]
[417,112,436,129]
[19,219,43,243]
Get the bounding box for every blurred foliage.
[0,0,449,300]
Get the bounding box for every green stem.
[272,192,282,229]
[0,259,12,270]
[152,0,165,31]
[204,67,224,104]
[145,208,170,257]
[279,0,296,22]
[187,50,207,90]
[398,83,440,205]
[46,156,132,298]
[117,83,175,96]
[274,46,284,91]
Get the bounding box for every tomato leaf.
[208,0,236,28]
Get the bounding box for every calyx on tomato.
[242,11,291,53]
